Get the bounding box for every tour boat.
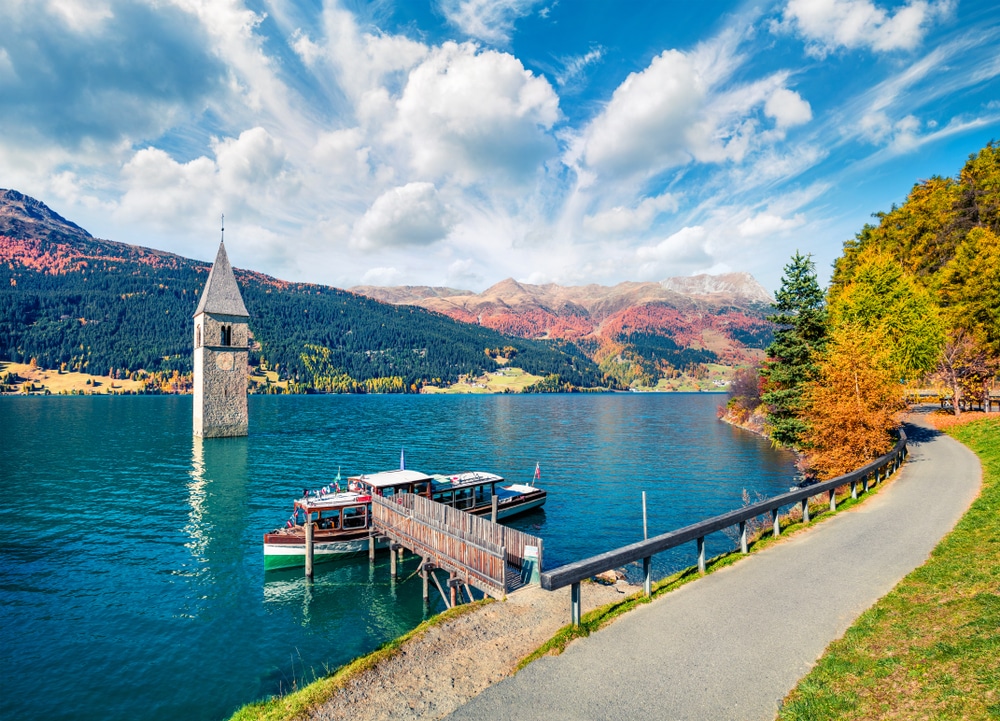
[263,468,546,571]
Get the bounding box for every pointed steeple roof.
[194,241,249,317]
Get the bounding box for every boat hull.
[263,536,390,571]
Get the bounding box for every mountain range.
[1,189,774,391]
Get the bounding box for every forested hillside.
[0,190,608,391]
[729,141,1000,478]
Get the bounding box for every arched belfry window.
[220,326,232,346]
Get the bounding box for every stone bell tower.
[193,223,249,438]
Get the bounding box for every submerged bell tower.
[193,219,249,438]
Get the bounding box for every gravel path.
[446,410,983,721]
[307,579,637,721]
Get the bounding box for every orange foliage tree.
[801,325,904,479]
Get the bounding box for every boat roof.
[295,490,368,511]
[430,471,505,488]
[351,469,434,488]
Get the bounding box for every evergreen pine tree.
[761,252,827,448]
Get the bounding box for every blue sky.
[2,0,998,293]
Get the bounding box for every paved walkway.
[449,411,982,721]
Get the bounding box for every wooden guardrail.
[542,431,908,625]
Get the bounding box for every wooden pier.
[369,493,542,606]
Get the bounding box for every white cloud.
[353,182,454,249]
[555,46,605,88]
[581,50,705,176]
[636,226,714,278]
[737,212,806,237]
[390,41,560,184]
[115,127,292,226]
[46,0,113,33]
[312,128,371,181]
[764,88,812,128]
[578,33,813,179]
[360,266,404,285]
[440,0,543,44]
[446,258,482,287]
[583,193,678,236]
[779,0,954,56]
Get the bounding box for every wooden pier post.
[449,573,457,608]
[368,534,375,564]
[304,518,314,580]
[570,581,581,627]
[390,544,398,579]
[491,494,498,524]
[697,536,706,574]
[421,562,429,604]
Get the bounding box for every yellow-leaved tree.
[800,324,904,479]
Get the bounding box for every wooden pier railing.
[372,493,543,600]
[542,431,908,625]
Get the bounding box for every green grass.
[227,600,491,721]
[778,418,1000,721]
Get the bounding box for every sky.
[2,0,999,293]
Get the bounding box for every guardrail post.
[800,498,810,523]
[697,536,706,574]
[739,521,748,554]
[643,556,652,596]
[772,508,780,537]
[829,488,836,512]
[863,473,870,494]
[851,480,858,499]
[571,581,581,626]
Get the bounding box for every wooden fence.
[542,431,908,625]
[371,493,543,599]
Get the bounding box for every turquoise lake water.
[0,394,795,721]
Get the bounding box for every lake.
[0,393,795,721]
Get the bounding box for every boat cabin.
[293,491,371,531]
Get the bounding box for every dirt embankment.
[308,581,637,721]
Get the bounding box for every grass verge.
[778,417,1000,720]
[228,600,491,721]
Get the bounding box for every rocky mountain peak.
[660,272,773,305]
[0,189,92,241]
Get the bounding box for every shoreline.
[230,411,951,721]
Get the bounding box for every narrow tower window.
[196,326,201,348]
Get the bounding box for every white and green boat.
[263,468,546,571]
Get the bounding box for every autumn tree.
[801,325,903,479]
[933,329,998,416]
[827,249,943,382]
[760,252,827,448]
[938,226,1000,354]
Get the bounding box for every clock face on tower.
[215,352,235,371]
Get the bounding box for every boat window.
[455,487,475,510]
[433,490,454,506]
[382,487,395,499]
[412,482,429,497]
[475,484,492,504]
[342,506,367,529]
[319,512,340,530]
